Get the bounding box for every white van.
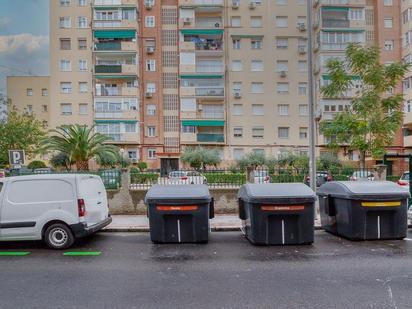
[0,174,112,249]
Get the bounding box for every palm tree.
[41,125,119,171]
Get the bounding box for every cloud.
[0,17,11,30]
[0,33,48,55]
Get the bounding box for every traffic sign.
[8,150,25,167]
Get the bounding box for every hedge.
[130,172,159,184]
[203,173,246,185]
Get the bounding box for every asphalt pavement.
[1,230,412,309]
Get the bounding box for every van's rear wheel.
[44,223,74,250]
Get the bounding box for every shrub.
[27,160,47,170]
[136,161,148,171]
[130,167,159,184]
[203,172,246,184]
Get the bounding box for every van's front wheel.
[44,223,74,250]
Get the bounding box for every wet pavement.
[1,230,412,308]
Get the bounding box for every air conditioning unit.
[234,92,242,98]
[215,23,221,28]
[144,1,153,9]
[145,92,153,98]
[280,70,287,77]
[297,23,306,31]
[298,46,307,54]
[183,17,192,24]
[146,46,155,53]
[198,104,203,111]
[232,0,239,8]
[249,2,256,9]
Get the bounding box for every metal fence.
[8,169,122,190]
[129,167,396,190]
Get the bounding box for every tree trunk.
[76,160,89,171]
[359,151,366,169]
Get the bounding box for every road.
[1,231,412,309]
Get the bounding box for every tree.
[50,152,73,171]
[0,105,46,167]
[320,44,410,168]
[96,151,120,168]
[27,160,47,170]
[181,147,221,169]
[237,152,266,170]
[40,125,119,171]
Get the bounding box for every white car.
[0,174,112,249]
[397,171,410,187]
[254,170,271,184]
[350,170,374,181]
[166,171,207,185]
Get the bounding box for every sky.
[0,0,49,93]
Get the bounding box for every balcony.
[319,0,365,5]
[94,110,138,119]
[197,133,224,143]
[94,64,137,74]
[105,132,139,143]
[95,87,138,97]
[93,20,137,29]
[200,111,224,119]
[196,64,224,74]
[195,87,224,97]
[94,41,138,51]
[179,0,223,6]
[93,0,137,6]
[322,19,349,28]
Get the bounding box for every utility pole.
[307,0,317,191]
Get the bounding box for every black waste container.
[238,183,316,245]
[318,181,410,240]
[145,185,214,243]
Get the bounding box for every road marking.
[281,220,285,245]
[63,251,101,256]
[177,219,181,243]
[0,251,31,256]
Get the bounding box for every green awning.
[180,29,224,35]
[94,75,136,79]
[94,30,136,39]
[180,74,223,79]
[182,120,224,127]
[95,120,138,124]
[321,6,349,11]
[322,29,364,33]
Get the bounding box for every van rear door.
[78,175,109,226]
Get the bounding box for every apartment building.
[6,76,50,125]
[402,0,412,152]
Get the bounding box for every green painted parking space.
[63,251,102,256]
[0,251,31,256]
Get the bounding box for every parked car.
[166,170,207,185]
[350,170,374,181]
[254,170,271,184]
[304,171,333,187]
[0,174,112,249]
[0,169,5,183]
[397,171,410,187]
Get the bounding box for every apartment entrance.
[160,158,179,177]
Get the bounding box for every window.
[251,82,264,93]
[146,59,156,71]
[147,126,156,137]
[60,82,72,94]
[277,82,289,94]
[146,82,156,93]
[60,0,70,6]
[276,0,287,5]
[26,88,33,96]
[77,17,87,28]
[125,123,136,133]
[78,0,86,6]
[278,127,289,139]
[297,0,305,4]
[231,16,241,27]
[147,104,156,116]
[384,0,392,6]
[298,82,307,95]
[79,103,88,115]
[384,40,394,51]
[231,60,242,71]
[299,127,308,139]
[60,38,71,50]
[276,38,288,49]
[42,105,48,112]
[182,126,195,133]
[233,127,243,138]
[42,88,48,96]
[250,16,263,28]
[233,39,241,49]
[59,59,71,71]
[148,149,156,159]
[298,60,307,72]
[384,18,393,28]
[252,104,264,116]
[78,38,87,50]
[233,104,243,115]
[128,151,137,160]
[251,60,263,71]
[61,103,72,115]
[276,60,288,72]
[278,104,289,116]
[252,127,264,139]
[349,8,364,20]
[276,16,288,28]
[26,105,33,115]
[78,59,87,72]
[251,39,262,49]
[145,0,155,6]
[298,38,307,49]
[299,104,308,116]
[145,16,155,27]
[297,16,306,25]
[233,148,244,160]
[79,82,88,93]
[233,82,242,93]
[181,98,196,111]
[59,17,71,28]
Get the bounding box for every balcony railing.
[93,20,122,28]
[201,111,224,119]
[320,0,349,4]
[95,65,122,73]
[193,0,223,5]
[197,133,224,142]
[106,133,122,141]
[195,41,223,51]
[196,65,224,73]
[94,0,121,5]
[320,42,350,51]
[95,42,121,51]
[195,19,223,28]
[195,87,224,97]
[322,19,350,28]
[95,111,124,119]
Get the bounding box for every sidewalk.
[104,215,323,232]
